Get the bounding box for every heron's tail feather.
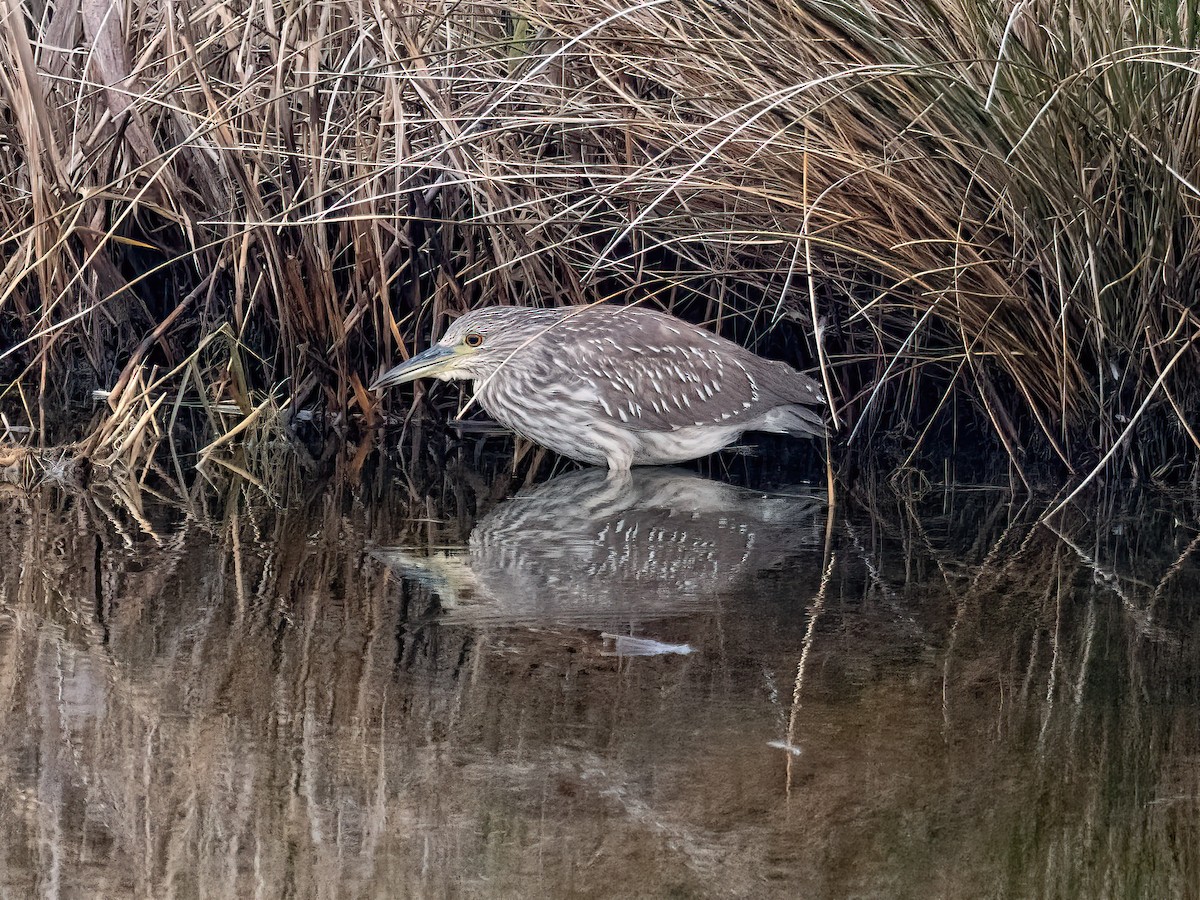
[757,403,825,437]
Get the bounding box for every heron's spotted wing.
[538,307,772,432]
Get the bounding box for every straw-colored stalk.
[0,0,1197,479]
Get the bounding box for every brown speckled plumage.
[372,304,826,469]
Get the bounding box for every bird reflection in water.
[376,468,826,633]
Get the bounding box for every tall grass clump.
[1,0,1198,481]
[501,0,1200,480]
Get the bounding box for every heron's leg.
[604,445,634,472]
[589,424,636,472]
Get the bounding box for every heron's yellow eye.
[463,332,484,348]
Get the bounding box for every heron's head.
[369,307,566,390]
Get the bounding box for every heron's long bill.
[369,345,461,390]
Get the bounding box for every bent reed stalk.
[1,0,1198,481]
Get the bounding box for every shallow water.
[2,465,1200,899]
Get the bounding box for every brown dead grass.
[1,0,1198,481]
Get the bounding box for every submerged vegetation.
[1,0,1199,482]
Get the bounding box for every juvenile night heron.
[370,304,826,470]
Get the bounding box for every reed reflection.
[376,467,827,627]
[0,474,1198,898]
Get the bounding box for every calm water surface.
[2,462,1199,898]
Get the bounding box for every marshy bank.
[2,0,1200,486]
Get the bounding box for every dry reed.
[1,0,1198,481]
